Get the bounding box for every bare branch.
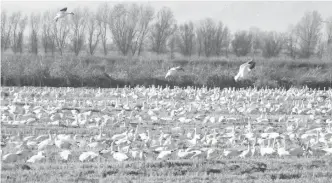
[108,3,140,56]
[150,7,176,54]
[30,12,41,54]
[70,7,88,56]
[97,2,109,55]
[52,16,70,55]
[178,21,195,56]
[87,11,102,55]
[132,4,154,55]
[9,12,22,53]
[231,30,253,57]
[295,11,322,58]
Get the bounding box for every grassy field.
[1,86,332,182]
[1,53,332,89]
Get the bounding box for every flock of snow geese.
[1,85,331,168]
[1,6,331,171]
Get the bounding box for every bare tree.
[150,7,176,54]
[131,4,154,56]
[41,11,56,55]
[285,25,298,59]
[223,28,232,57]
[70,8,87,56]
[326,16,332,45]
[30,13,41,54]
[261,31,284,58]
[1,11,12,52]
[87,11,101,55]
[316,39,326,59]
[197,18,216,57]
[52,17,70,55]
[231,30,252,57]
[168,25,178,59]
[196,28,203,57]
[9,12,22,54]
[214,21,230,56]
[296,11,322,58]
[178,21,195,56]
[96,2,109,56]
[324,16,332,59]
[249,27,263,57]
[108,3,140,56]
[16,15,28,53]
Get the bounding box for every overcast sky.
[2,1,332,33]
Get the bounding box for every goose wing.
[60,7,67,12]
[239,62,248,71]
[174,66,184,71]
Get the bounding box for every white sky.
[1,0,332,33]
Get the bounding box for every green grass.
[1,53,332,89]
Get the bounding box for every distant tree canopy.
[150,7,177,54]
[262,31,284,58]
[296,11,322,58]
[196,18,230,57]
[231,31,252,57]
[177,21,195,57]
[0,5,331,60]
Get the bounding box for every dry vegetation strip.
[1,54,332,89]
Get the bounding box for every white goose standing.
[54,7,74,22]
[234,58,256,82]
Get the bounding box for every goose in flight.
[54,7,74,22]
[234,58,256,82]
[165,66,185,80]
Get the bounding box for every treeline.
[1,3,332,59]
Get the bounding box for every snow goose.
[59,150,72,161]
[2,153,21,163]
[165,66,185,80]
[55,136,72,150]
[234,58,256,82]
[239,143,252,158]
[177,148,196,159]
[37,131,54,151]
[223,148,241,157]
[16,149,33,161]
[54,7,74,22]
[100,141,129,162]
[27,151,46,163]
[79,151,99,162]
[157,149,175,160]
[112,150,129,162]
